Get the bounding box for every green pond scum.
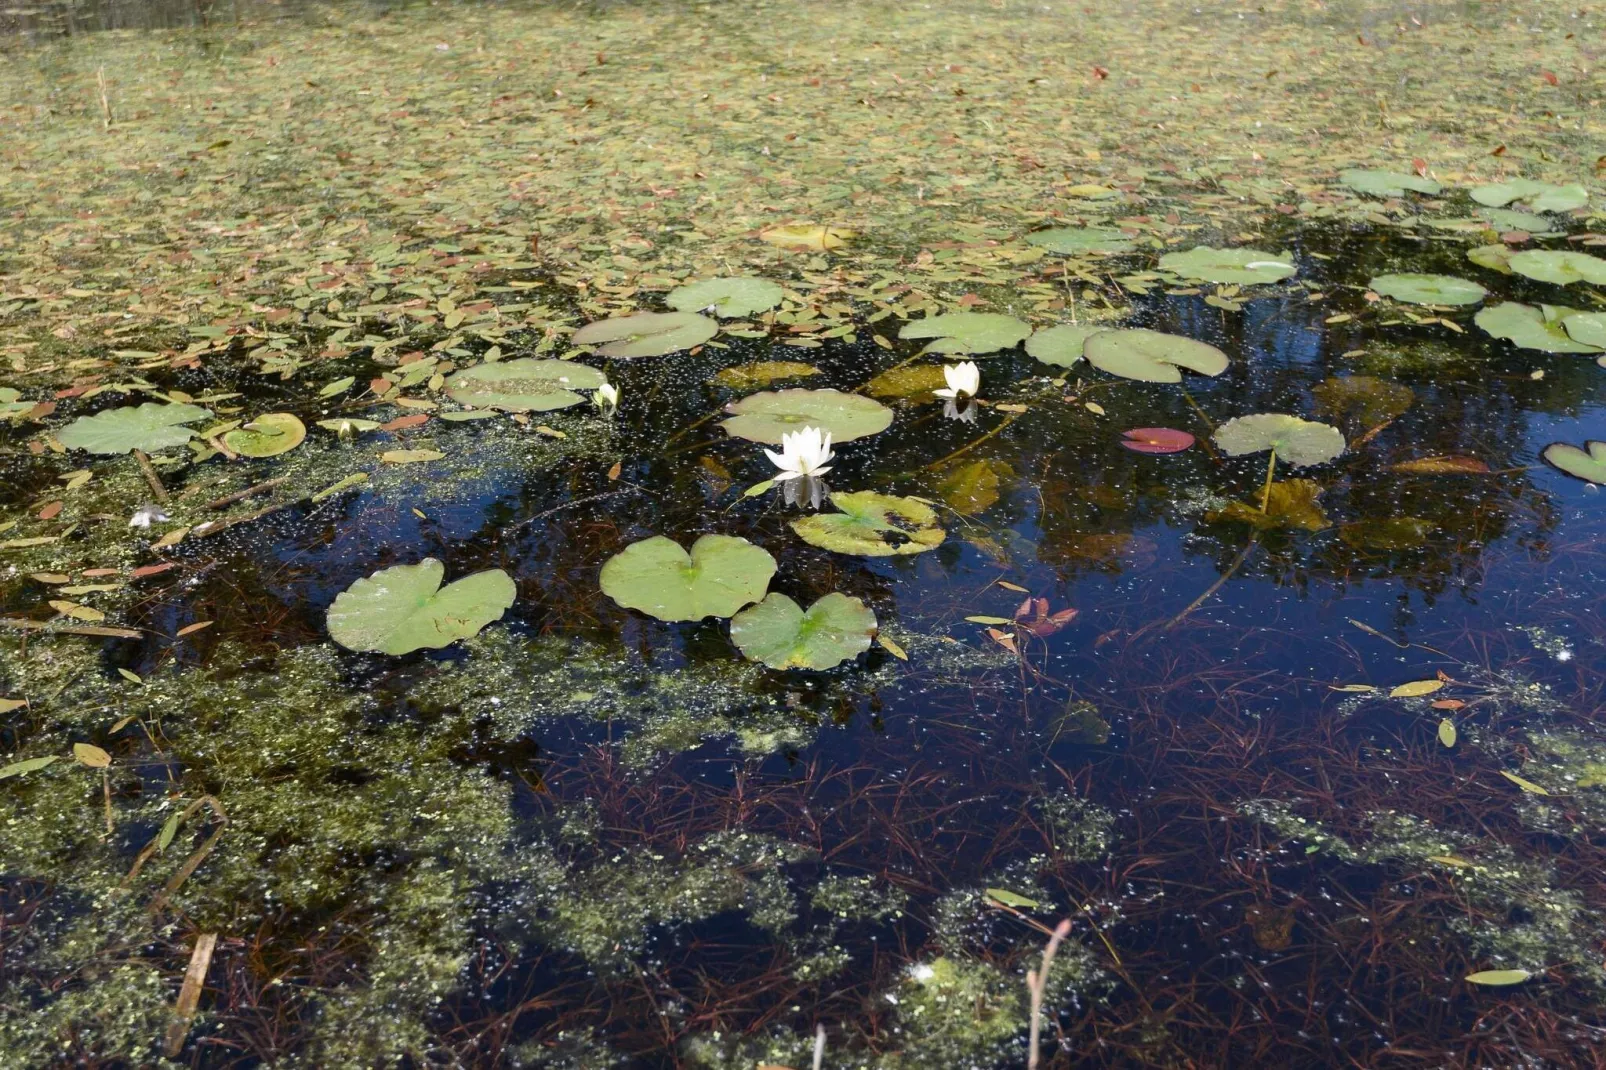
[2,0,1606,1067]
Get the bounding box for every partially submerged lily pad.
[447,359,607,412]
[720,388,893,444]
[223,412,306,457]
[666,277,785,318]
[1024,323,1104,369]
[936,459,1012,515]
[1213,414,1346,466]
[1474,302,1604,354]
[598,534,776,622]
[1466,244,1516,274]
[55,401,214,455]
[790,491,944,557]
[1083,329,1229,383]
[897,313,1031,355]
[1542,440,1606,485]
[1470,179,1588,213]
[1209,479,1330,531]
[1159,246,1296,285]
[711,361,821,389]
[1368,273,1486,306]
[729,592,876,670]
[1311,376,1414,429]
[1024,226,1135,255]
[1339,168,1442,198]
[864,365,951,399]
[571,311,717,357]
[1506,250,1606,286]
[326,559,516,655]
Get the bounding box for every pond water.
[3,217,1605,1069]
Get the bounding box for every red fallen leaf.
[1091,65,1109,79]
[1412,157,1429,177]
[370,378,394,394]
[1500,231,1531,245]
[1120,427,1195,454]
[81,568,119,577]
[37,501,63,520]
[26,401,56,420]
[1541,70,1559,85]
[131,562,178,579]
[1012,596,1079,637]
[1391,455,1491,475]
[381,413,430,432]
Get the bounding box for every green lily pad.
[1024,323,1105,368]
[571,311,717,357]
[1563,312,1606,349]
[1213,413,1346,466]
[223,412,307,457]
[1466,244,1516,274]
[1311,376,1414,429]
[55,401,214,455]
[1209,479,1331,531]
[935,458,1012,516]
[1082,329,1229,383]
[1470,179,1588,213]
[790,491,944,557]
[710,361,821,389]
[598,534,775,622]
[1158,246,1296,285]
[326,558,516,655]
[1476,207,1557,233]
[720,388,893,444]
[1368,273,1486,306]
[897,313,1031,355]
[729,592,876,671]
[1024,226,1135,255]
[1339,168,1442,198]
[665,277,785,318]
[864,364,951,399]
[1542,440,1606,484]
[446,358,607,412]
[1474,302,1604,354]
[1506,250,1606,286]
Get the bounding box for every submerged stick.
[203,478,286,511]
[1166,536,1258,632]
[132,450,170,504]
[163,932,218,1057]
[1026,918,1073,1070]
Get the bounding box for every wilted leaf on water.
[984,888,1041,909]
[1339,168,1442,197]
[1311,376,1414,429]
[1500,770,1550,795]
[73,742,111,768]
[1368,273,1486,306]
[598,534,775,622]
[1465,969,1534,987]
[380,449,445,464]
[1474,302,1603,354]
[1119,427,1194,454]
[1506,250,1606,286]
[223,413,306,458]
[790,491,945,556]
[936,459,1012,515]
[729,592,876,670]
[759,223,855,251]
[1024,323,1105,368]
[1055,700,1110,745]
[1246,904,1297,951]
[56,402,214,455]
[1209,479,1330,531]
[447,358,607,411]
[1470,179,1588,212]
[720,388,892,444]
[864,364,951,399]
[0,755,58,780]
[1466,244,1516,274]
[317,417,381,434]
[1159,246,1296,284]
[1213,414,1346,466]
[1083,329,1229,383]
[1542,440,1606,484]
[0,697,27,713]
[326,559,516,655]
[1390,680,1444,698]
[897,312,1031,355]
[1391,455,1491,475]
[1024,225,1135,254]
[710,361,821,389]
[665,277,785,317]
[1340,517,1433,550]
[571,312,717,357]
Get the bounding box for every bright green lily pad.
[1542,440,1606,484]
[1024,323,1106,368]
[1024,226,1135,255]
[665,277,785,318]
[326,559,516,655]
[710,361,821,389]
[1082,329,1229,383]
[1339,169,1442,198]
[1506,250,1606,286]
[223,412,306,457]
[55,401,214,455]
[1466,244,1516,274]
[598,534,775,622]
[720,388,893,444]
[1470,179,1588,213]
[1159,246,1296,285]
[790,491,945,557]
[1474,302,1604,354]
[897,313,1031,355]
[1368,273,1486,306]
[571,311,717,357]
[1562,312,1606,349]
[447,358,608,412]
[729,592,876,671]
[1213,413,1346,466]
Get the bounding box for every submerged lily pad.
[720,388,892,444]
[1506,250,1606,286]
[790,491,944,557]
[936,459,1012,515]
[1159,246,1296,285]
[223,412,306,457]
[56,401,214,455]
[1474,302,1604,354]
[1213,414,1346,466]
[666,277,785,318]
[1340,517,1434,550]
[598,534,776,622]
[447,359,607,412]
[1368,273,1486,306]
[571,311,717,357]
[1210,479,1330,531]
[1083,329,1229,383]
[326,559,516,655]
[1470,179,1588,213]
[1542,440,1606,484]
[897,313,1031,355]
[1025,226,1135,254]
[1024,323,1104,368]
[711,361,821,389]
[864,365,951,399]
[1311,376,1414,429]
[729,592,876,671]
[1339,168,1442,198]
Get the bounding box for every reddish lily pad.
[1120,427,1195,454]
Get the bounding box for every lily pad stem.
[1259,448,1277,514]
[919,412,1020,472]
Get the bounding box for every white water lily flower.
[764,425,834,482]
[595,381,619,414]
[934,361,981,400]
[128,505,169,529]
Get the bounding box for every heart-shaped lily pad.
[1024,226,1135,255]
[56,402,214,455]
[897,313,1031,355]
[729,592,876,671]
[720,388,892,444]
[1506,250,1606,286]
[1213,414,1346,466]
[666,277,785,318]
[1024,323,1105,368]
[1467,244,1516,274]
[447,358,607,412]
[326,559,516,655]
[1562,313,1606,349]
[1120,427,1195,454]
[1083,329,1229,383]
[571,311,717,357]
[598,534,775,622]
[1368,273,1486,306]
[790,491,944,557]
[1159,246,1296,285]
[1542,440,1606,484]
[1208,479,1331,531]
[1470,179,1588,213]
[1339,169,1442,198]
[223,412,306,457]
[1474,302,1603,354]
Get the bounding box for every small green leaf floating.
[984,888,1041,909]
[1466,244,1516,274]
[571,311,717,357]
[222,412,306,458]
[720,388,892,444]
[0,755,59,780]
[1470,179,1588,213]
[1368,273,1486,306]
[327,559,516,655]
[56,402,214,455]
[1563,313,1606,349]
[1024,323,1104,369]
[1464,969,1533,987]
[1159,246,1296,285]
[1438,719,1457,748]
[1474,303,1603,354]
[1213,414,1346,466]
[598,534,776,622]
[1542,440,1606,485]
[1024,226,1134,255]
[790,491,945,557]
[1505,250,1606,286]
[1339,168,1442,198]
[729,592,876,671]
[864,365,950,399]
[1083,329,1229,383]
[665,277,785,318]
[447,358,607,412]
[897,312,1031,355]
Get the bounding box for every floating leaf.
[1476,206,1557,233]
[1311,376,1414,429]
[446,358,607,412]
[317,417,381,434]
[1339,168,1442,198]
[1474,302,1603,354]
[1391,455,1491,475]
[759,223,855,251]
[1500,770,1550,796]
[864,364,951,399]
[1024,323,1104,368]
[1466,244,1516,274]
[1083,329,1229,383]
[1506,250,1606,286]
[0,698,27,713]
[326,559,516,655]
[1438,719,1457,747]
[720,388,892,444]
[1024,226,1134,254]
[1470,179,1588,212]
[222,412,306,458]
[665,277,785,317]
[73,742,111,768]
[711,361,821,389]
[984,888,1041,909]
[571,312,717,357]
[1213,414,1346,466]
[897,313,1031,355]
[1368,273,1486,306]
[876,633,908,660]
[791,491,945,557]
[1120,427,1195,454]
[1465,969,1534,987]
[380,449,445,464]
[1563,313,1606,349]
[936,459,1011,515]
[0,755,58,780]
[729,592,876,670]
[1159,246,1296,285]
[1542,440,1606,484]
[1390,680,1444,698]
[598,534,775,622]
[56,402,213,455]
[1210,479,1330,531]
[318,376,356,398]
[1340,517,1433,550]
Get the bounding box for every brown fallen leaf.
[37,501,63,520]
[381,413,430,432]
[1391,455,1491,475]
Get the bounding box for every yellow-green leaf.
[1499,770,1550,796]
[1465,969,1532,986]
[73,742,111,769]
[1389,679,1444,698]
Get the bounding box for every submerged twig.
[508,487,640,533]
[1166,536,1258,631]
[163,932,218,1057]
[203,478,286,511]
[132,449,169,504]
[0,617,142,639]
[919,412,1020,472]
[1026,918,1073,1070]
